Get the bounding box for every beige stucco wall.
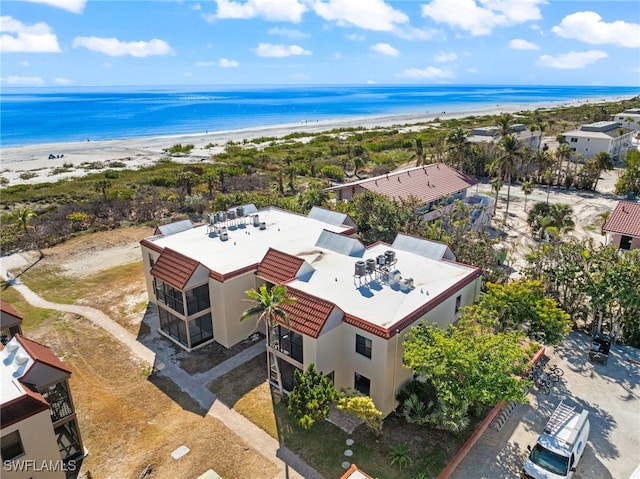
[211,272,264,348]
[140,243,158,305]
[1,411,66,479]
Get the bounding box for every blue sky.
[1,0,639,87]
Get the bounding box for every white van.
[522,401,590,479]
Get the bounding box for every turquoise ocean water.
[1,84,638,147]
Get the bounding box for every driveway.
[450,331,640,479]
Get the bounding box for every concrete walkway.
[1,253,322,479]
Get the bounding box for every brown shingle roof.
[256,248,305,284]
[279,287,336,338]
[150,247,200,289]
[0,385,50,428]
[0,300,23,319]
[603,201,640,238]
[15,334,71,375]
[332,164,478,203]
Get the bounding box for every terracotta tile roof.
[603,201,640,238]
[279,287,336,338]
[340,464,374,479]
[256,248,305,284]
[332,164,478,203]
[0,299,23,320]
[150,247,200,289]
[15,334,71,375]
[0,385,50,428]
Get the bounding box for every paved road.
[1,252,322,479]
[450,332,640,479]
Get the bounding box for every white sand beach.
[1,97,625,186]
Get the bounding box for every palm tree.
[177,171,198,196]
[12,206,41,257]
[591,151,614,191]
[94,179,112,201]
[491,135,524,219]
[521,181,534,212]
[490,177,503,216]
[494,113,515,137]
[446,127,470,171]
[554,143,573,187]
[412,137,425,166]
[241,284,296,398]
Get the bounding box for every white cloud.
[268,27,307,39]
[370,42,399,56]
[539,50,608,69]
[212,0,307,22]
[366,79,377,84]
[509,38,539,50]
[195,61,217,67]
[184,72,193,77]
[54,77,73,85]
[467,67,479,73]
[0,16,61,53]
[310,0,408,32]
[1,75,45,85]
[346,33,365,41]
[21,60,30,67]
[333,52,343,59]
[434,51,457,62]
[23,0,86,14]
[253,43,311,57]
[220,58,239,67]
[192,3,202,11]
[72,37,173,57]
[398,66,455,80]
[552,12,640,48]
[289,72,310,80]
[421,0,545,36]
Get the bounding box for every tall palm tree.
[412,137,425,166]
[446,127,470,171]
[490,177,503,216]
[521,181,534,212]
[494,113,515,137]
[491,135,524,219]
[554,143,573,187]
[591,151,614,191]
[241,284,296,398]
[12,206,41,257]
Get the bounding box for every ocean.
[1,84,638,148]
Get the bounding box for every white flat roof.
[145,207,354,276]
[0,337,35,404]
[288,241,476,328]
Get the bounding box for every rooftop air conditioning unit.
[388,269,401,284]
[399,277,414,291]
[15,353,29,365]
[5,342,18,352]
[355,261,366,277]
[365,258,376,274]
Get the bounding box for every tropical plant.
[94,179,112,201]
[446,127,470,171]
[590,151,614,191]
[491,135,524,219]
[615,149,640,197]
[337,395,384,438]
[388,443,413,470]
[554,143,573,186]
[412,137,425,166]
[526,202,575,240]
[287,363,338,429]
[241,284,297,398]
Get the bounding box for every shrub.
[388,443,413,470]
[318,164,344,182]
[19,171,38,180]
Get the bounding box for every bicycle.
[548,364,564,377]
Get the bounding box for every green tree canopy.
[615,149,640,197]
[287,364,338,430]
[337,395,384,438]
[479,280,572,345]
[403,312,531,430]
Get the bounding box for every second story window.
[455,294,462,314]
[356,334,372,359]
[1,431,24,461]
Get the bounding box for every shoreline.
[1,96,634,186]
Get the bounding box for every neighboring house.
[1,334,84,478]
[1,299,23,344]
[611,108,640,130]
[341,464,374,479]
[140,205,482,415]
[468,123,542,149]
[602,201,640,251]
[561,121,635,160]
[321,163,494,229]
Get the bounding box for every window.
[354,372,371,396]
[158,306,188,347]
[275,326,303,363]
[186,284,210,316]
[1,431,24,461]
[188,313,213,347]
[356,334,372,359]
[455,294,462,313]
[154,280,184,315]
[570,137,578,143]
[148,253,155,267]
[620,235,632,251]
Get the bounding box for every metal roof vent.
[259,222,267,230]
[253,214,260,227]
[15,352,29,365]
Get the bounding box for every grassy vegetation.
[208,352,471,478]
